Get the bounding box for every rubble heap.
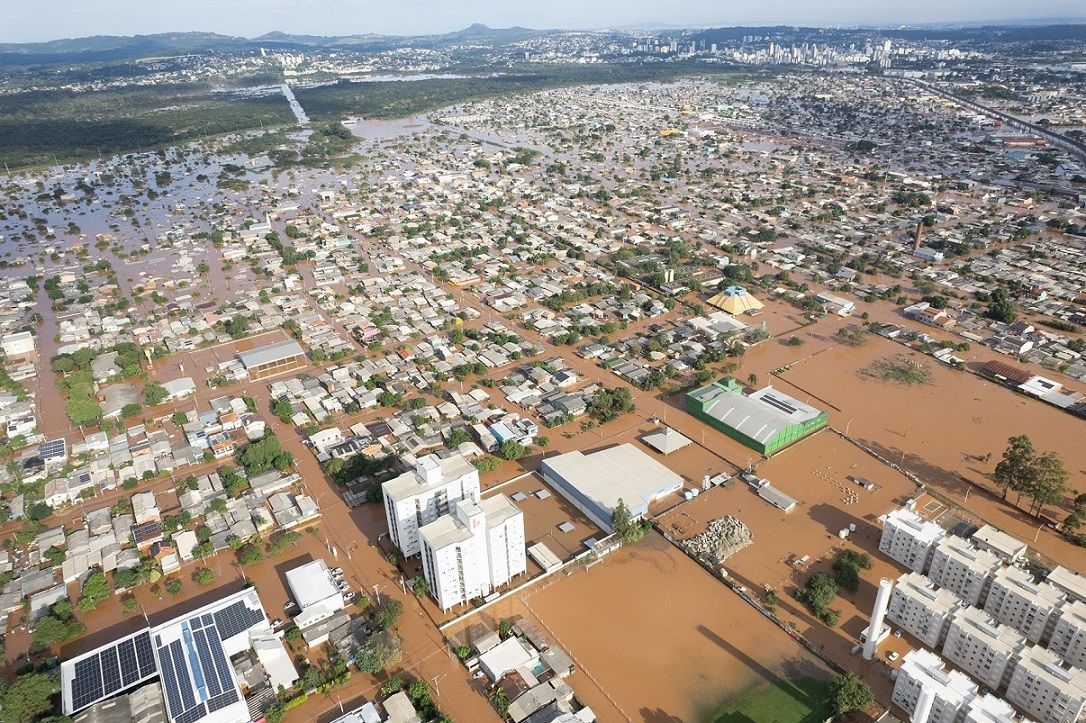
[681,516,752,566]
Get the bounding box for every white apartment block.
[1048,599,1086,671]
[892,649,978,723]
[983,567,1065,645]
[927,535,1001,607]
[942,606,1026,691]
[888,571,962,648]
[879,507,946,573]
[419,494,526,612]
[971,525,1027,564]
[962,693,1023,723]
[382,453,481,556]
[1005,645,1086,723]
[1045,566,1086,605]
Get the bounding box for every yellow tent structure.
[706,286,765,315]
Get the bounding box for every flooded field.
[448,532,833,722]
[768,334,1085,571]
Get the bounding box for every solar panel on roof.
[71,657,104,711]
[158,644,184,715]
[175,703,207,723]
[169,640,197,711]
[135,631,157,677]
[212,600,262,640]
[206,690,239,713]
[100,650,121,695]
[193,629,222,697]
[117,639,140,687]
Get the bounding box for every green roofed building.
[686,377,827,456]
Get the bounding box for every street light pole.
[431,674,446,697]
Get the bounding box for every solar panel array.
[156,609,246,723]
[212,600,263,640]
[39,438,66,459]
[70,630,157,711]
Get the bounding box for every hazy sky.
[3,0,1084,43]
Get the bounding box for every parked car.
[331,567,344,577]
[336,581,350,592]
[888,652,900,662]
[284,601,297,611]
[271,618,283,627]
[344,592,355,602]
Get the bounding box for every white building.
[983,567,1064,645]
[942,606,1026,691]
[926,536,1001,607]
[420,494,525,611]
[971,525,1027,564]
[892,649,977,723]
[0,330,34,359]
[1048,599,1086,671]
[962,693,1023,723]
[888,572,962,648]
[879,507,946,573]
[382,453,481,556]
[1005,645,1086,723]
[285,559,345,630]
[1045,566,1086,605]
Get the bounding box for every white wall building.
[942,606,1026,691]
[983,567,1065,645]
[382,453,481,556]
[1048,599,1086,671]
[888,572,962,648]
[419,494,525,612]
[880,507,946,573]
[961,693,1023,723]
[971,525,1027,564]
[285,559,345,630]
[892,649,977,723]
[1005,645,1086,723]
[0,330,34,359]
[927,536,1001,607]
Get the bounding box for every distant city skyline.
[3,0,1085,44]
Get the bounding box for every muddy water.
[772,334,1086,571]
[451,532,833,722]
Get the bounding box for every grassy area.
[858,354,933,386]
[712,677,832,723]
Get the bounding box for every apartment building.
[888,571,962,648]
[1045,566,1086,605]
[983,567,1065,645]
[961,693,1022,723]
[1047,599,1086,671]
[419,494,526,611]
[942,606,1026,691]
[382,453,481,556]
[927,535,1001,607]
[1005,645,1086,723]
[879,507,946,573]
[892,649,978,723]
[971,525,1027,564]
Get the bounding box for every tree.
[240,434,292,476]
[987,287,1017,324]
[1028,451,1069,518]
[66,396,102,426]
[410,576,429,597]
[611,498,649,543]
[143,383,168,407]
[0,671,60,723]
[355,630,403,673]
[376,599,404,630]
[474,457,501,473]
[993,435,1036,502]
[77,571,110,611]
[284,625,302,643]
[166,578,183,595]
[829,672,874,717]
[192,567,215,585]
[795,572,839,625]
[832,550,872,593]
[499,439,529,461]
[236,543,263,566]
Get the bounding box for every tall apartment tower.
[1004,645,1086,723]
[983,567,1065,645]
[941,607,1026,692]
[419,494,526,612]
[892,649,977,723]
[879,508,946,573]
[382,453,481,556]
[1048,599,1086,670]
[887,571,962,648]
[926,536,1001,607]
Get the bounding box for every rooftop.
[541,443,684,515]
[284,559,340,610]
[236,339,305,370]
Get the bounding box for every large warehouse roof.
[236,339,305,370]
[541,444,683,525]
[285,559,340,610]
[689,381,822,446]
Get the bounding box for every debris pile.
[681,516,752,565]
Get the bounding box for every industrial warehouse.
[540,444,684,532]
[686,377,827,456]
